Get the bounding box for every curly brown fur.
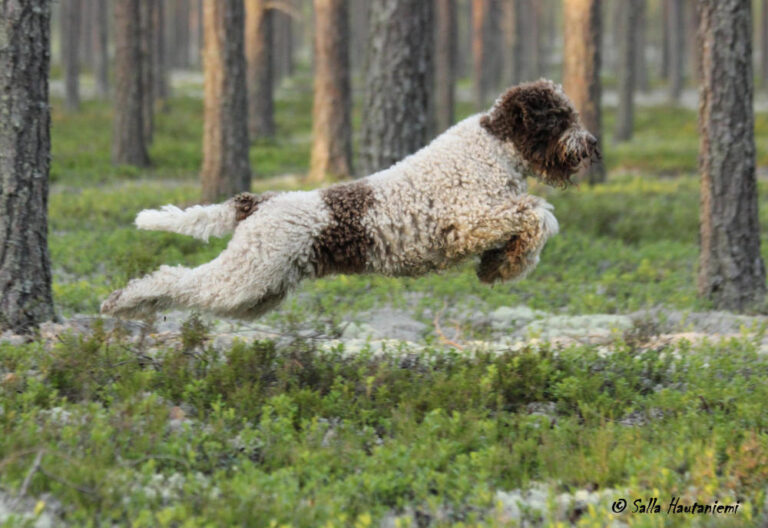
[233,191,278,221]
[312,182,376,276]
[480,80,600,187]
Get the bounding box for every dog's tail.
[135,192,277,241]
[135,202,237,242]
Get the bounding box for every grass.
[2,80,768,526]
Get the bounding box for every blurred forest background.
[5,1,768,525]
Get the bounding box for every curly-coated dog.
[101,79,599,319]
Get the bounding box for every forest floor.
[2,74,768,526]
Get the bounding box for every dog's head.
[480,79,600,187]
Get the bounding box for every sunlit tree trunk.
[201,0,251,202]
[360,0,433,174]
[245,0,275,139]
[113,0,149,166]
[0,0,55,333]
[563,0,604,183]
[61,0,81,111]
[698,0,766,311]
[308,0,353,182]
[435,0,457,132]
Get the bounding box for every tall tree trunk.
[502,0,523,85]
[61,0,81,111]
[660,0,669,79]
[272,10,294,84]
[154,1,170,102]
[80,0,93,68]
[189,0,203,67]
[762,0,768,87]
[245,0,275,139]
[698,0,766,311]
[434,0,457,132]
[685,0,699,83]
[615,0,639,142]
[93,0,110,98]
[0,0,55,333]
[308,0,353,182]
[472,0,502,109]
[350,0,369,72]
[635,0,649,92]
[563,0,604,184]
[139,0,155,144]
[521,0,541,81]
[360,0,433,174]
[667,0,684,102]
[112,0,150,167]
[201,0,251,202]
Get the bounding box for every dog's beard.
[537,129,601,188]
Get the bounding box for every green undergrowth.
[1,326,767,525]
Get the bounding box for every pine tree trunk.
[685,0,699,83]
[93,0,110,98]
[0,0,55,333]
[698,0,766,311]
[308,0,353,182]
[660,0,669,79]
[762,0,768,87]
[472,0,502,109]
[635,0,649,92]
[350,0,369,72]
[154,1,170,102]
[563,0,605,184]
[667,0,684,102]
[80,0,93,68]
[615,0,638,142]
[245,0,275,139]
[272,11,294,83]
[360,0,433,174]
[113,0,150,167]
[189,0,203,68]
[522,0,541,81]
[139,0,155,144]
[174,0,190,68]
[434,0,457,133]
[201,0,251,202]
[61,0,81,111]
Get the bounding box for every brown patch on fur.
[480,80,599,187]
[312,181,375,276]
[233,191,277,221]
[477,230,536,284]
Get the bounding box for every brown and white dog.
[101,79,599,319]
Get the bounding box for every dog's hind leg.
[476,196,559,284]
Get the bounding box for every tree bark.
[308,0,353,182]
[61,0,81,111]
[615,0,638,142]
[93,0,109,98]
[189,0,203,68]
[563,0,604,184]
[113,0,149,167]
[350,0,369,73]
[0,0,56,332]
[698,0,766,311]
[762,0,768,87]
[521,0,541,81]
[154,1,169,102]
[174,0,190,68]
[201,0,251,202]
[635,0,649,92]
[660,0,669,79]
[667,0,684,102]
[139,0,155,143]
[360,0,433,174]
[434,0,457,133]
[472,0,502,109]
[245,0,275,139]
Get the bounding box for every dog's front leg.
[476,195,559,284]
